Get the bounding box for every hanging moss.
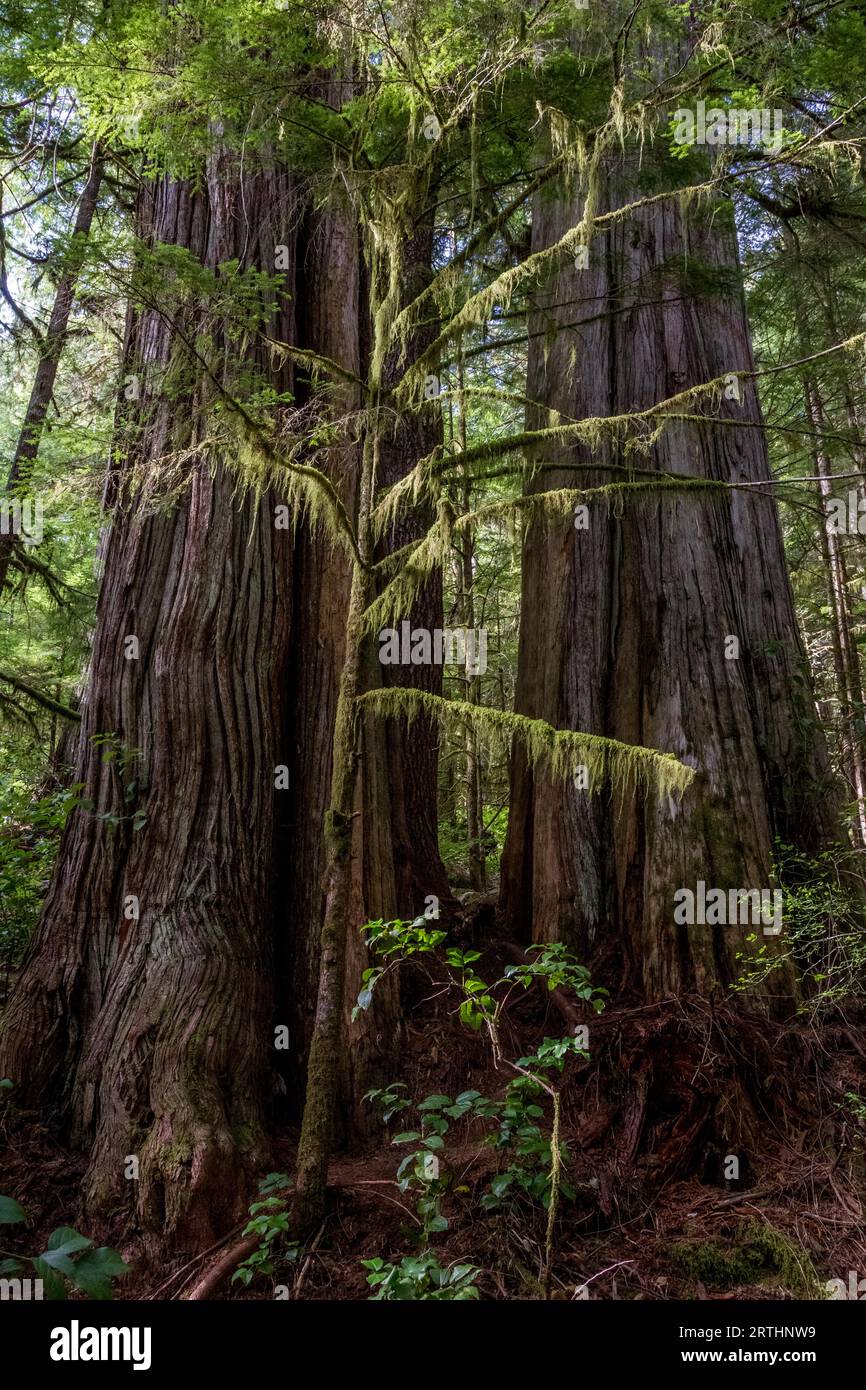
[220,415,365,569]
[374,372,739,534]
[263,338,366,393]
[457,477,734,529]
[357,688,694,802]
[366,474,735,634]
[392,176,719,407]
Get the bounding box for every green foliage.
[231,1173,298,1289]
[840,1090,866,1126]
[480,1069,576,1211]
[733,842,866,1014]
[0,1198,130,1300]
[363,1082,411,1126]
[357,920,607,1033]
[505,942,608,1012]
[353,917,448,1019]
[362,918,448,958]
[361,1253,480,1301]
[0,778,82,967]
[375,1087,499,1243]
[361,921,601,1288]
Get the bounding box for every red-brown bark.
[500,154,837,1011]
[0,155,297,1246]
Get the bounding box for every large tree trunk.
[281,201,454,1136]
[500,147,837,1011]
[0,156,454,1252]
[0,154,297,1248]
[290,182,461,1229]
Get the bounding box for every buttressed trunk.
[0,153,298,1247]
[500,148,837,1010]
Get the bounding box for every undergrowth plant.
[733,841,866,1015]
[0,1191,129,1299]
[0,778,82,969]
[359,918,606,1297]
[361,1252,480,1300]
[231,1172,298,1290]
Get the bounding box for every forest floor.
[2,912,865,1302]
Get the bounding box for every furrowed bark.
[500,140,836,1011]
[0,153,297,1248]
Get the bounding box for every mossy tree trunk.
[376,219,456,920]
[0,154,298,1249]
[291,418,376,1235]
[500,151,837,1010]
[280,205,453,1138]
[290,185,454,1233]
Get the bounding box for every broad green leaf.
[46,1227,93,1257]
[0,1195,26,1225]
[71,1246,130,1300]
[32,1257,68,1300]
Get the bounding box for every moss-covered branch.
[0,670,80,721]
[358,688,695,802]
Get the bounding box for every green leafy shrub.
[0,1195,130,1299]
[231,1172,298,1288]
[0,779,83,967]
[733,841,866,1015]
[361,1253,480,1300]
[359,920,605,1295]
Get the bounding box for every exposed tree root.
[185,1235,261,1300]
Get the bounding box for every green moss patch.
[672,1221,823,1297]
